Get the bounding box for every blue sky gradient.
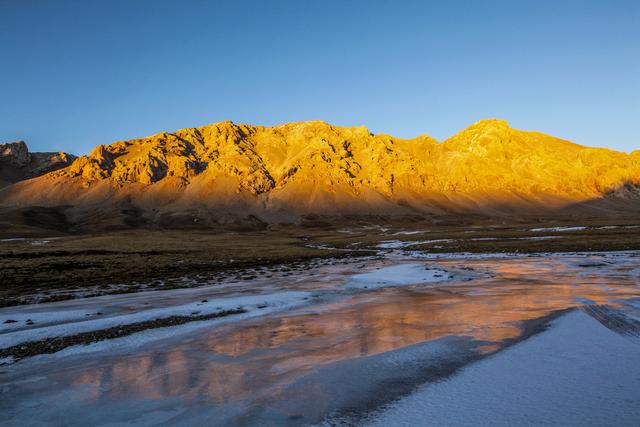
[1,0,638,154]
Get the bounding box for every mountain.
[0,141,75,187]
[1,119,639,229]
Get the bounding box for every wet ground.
[1,251,640,426]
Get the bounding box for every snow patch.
[0,308,96,333]
[529,226,587,232]
[391,230,427,236]
[377,239,453,249]
[345,263,452,290]
[517,235,562,241]
[0,355,15,365]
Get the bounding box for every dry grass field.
[2,215,639,307]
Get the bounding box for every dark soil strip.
[0,308,246,362]
[1,249,171,259]
[0,252,371,308]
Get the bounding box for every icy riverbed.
[1,252,639,426]
[0,259,472,356]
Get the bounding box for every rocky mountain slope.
[0,141,75,187]
[1,120,639,228]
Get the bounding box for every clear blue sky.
[1,0,638,154]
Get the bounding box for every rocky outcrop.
[0,141,75,185]
[1,141,30,167]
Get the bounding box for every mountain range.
[1,119,639,230]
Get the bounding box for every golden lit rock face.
[3,119,639,215]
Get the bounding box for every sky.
[1,0,639,154]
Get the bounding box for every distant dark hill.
[0,141,75,187]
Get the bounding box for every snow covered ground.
[361,309,640,427]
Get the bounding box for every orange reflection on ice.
[71,257,640,406]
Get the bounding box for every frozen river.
[1,252,640,426]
